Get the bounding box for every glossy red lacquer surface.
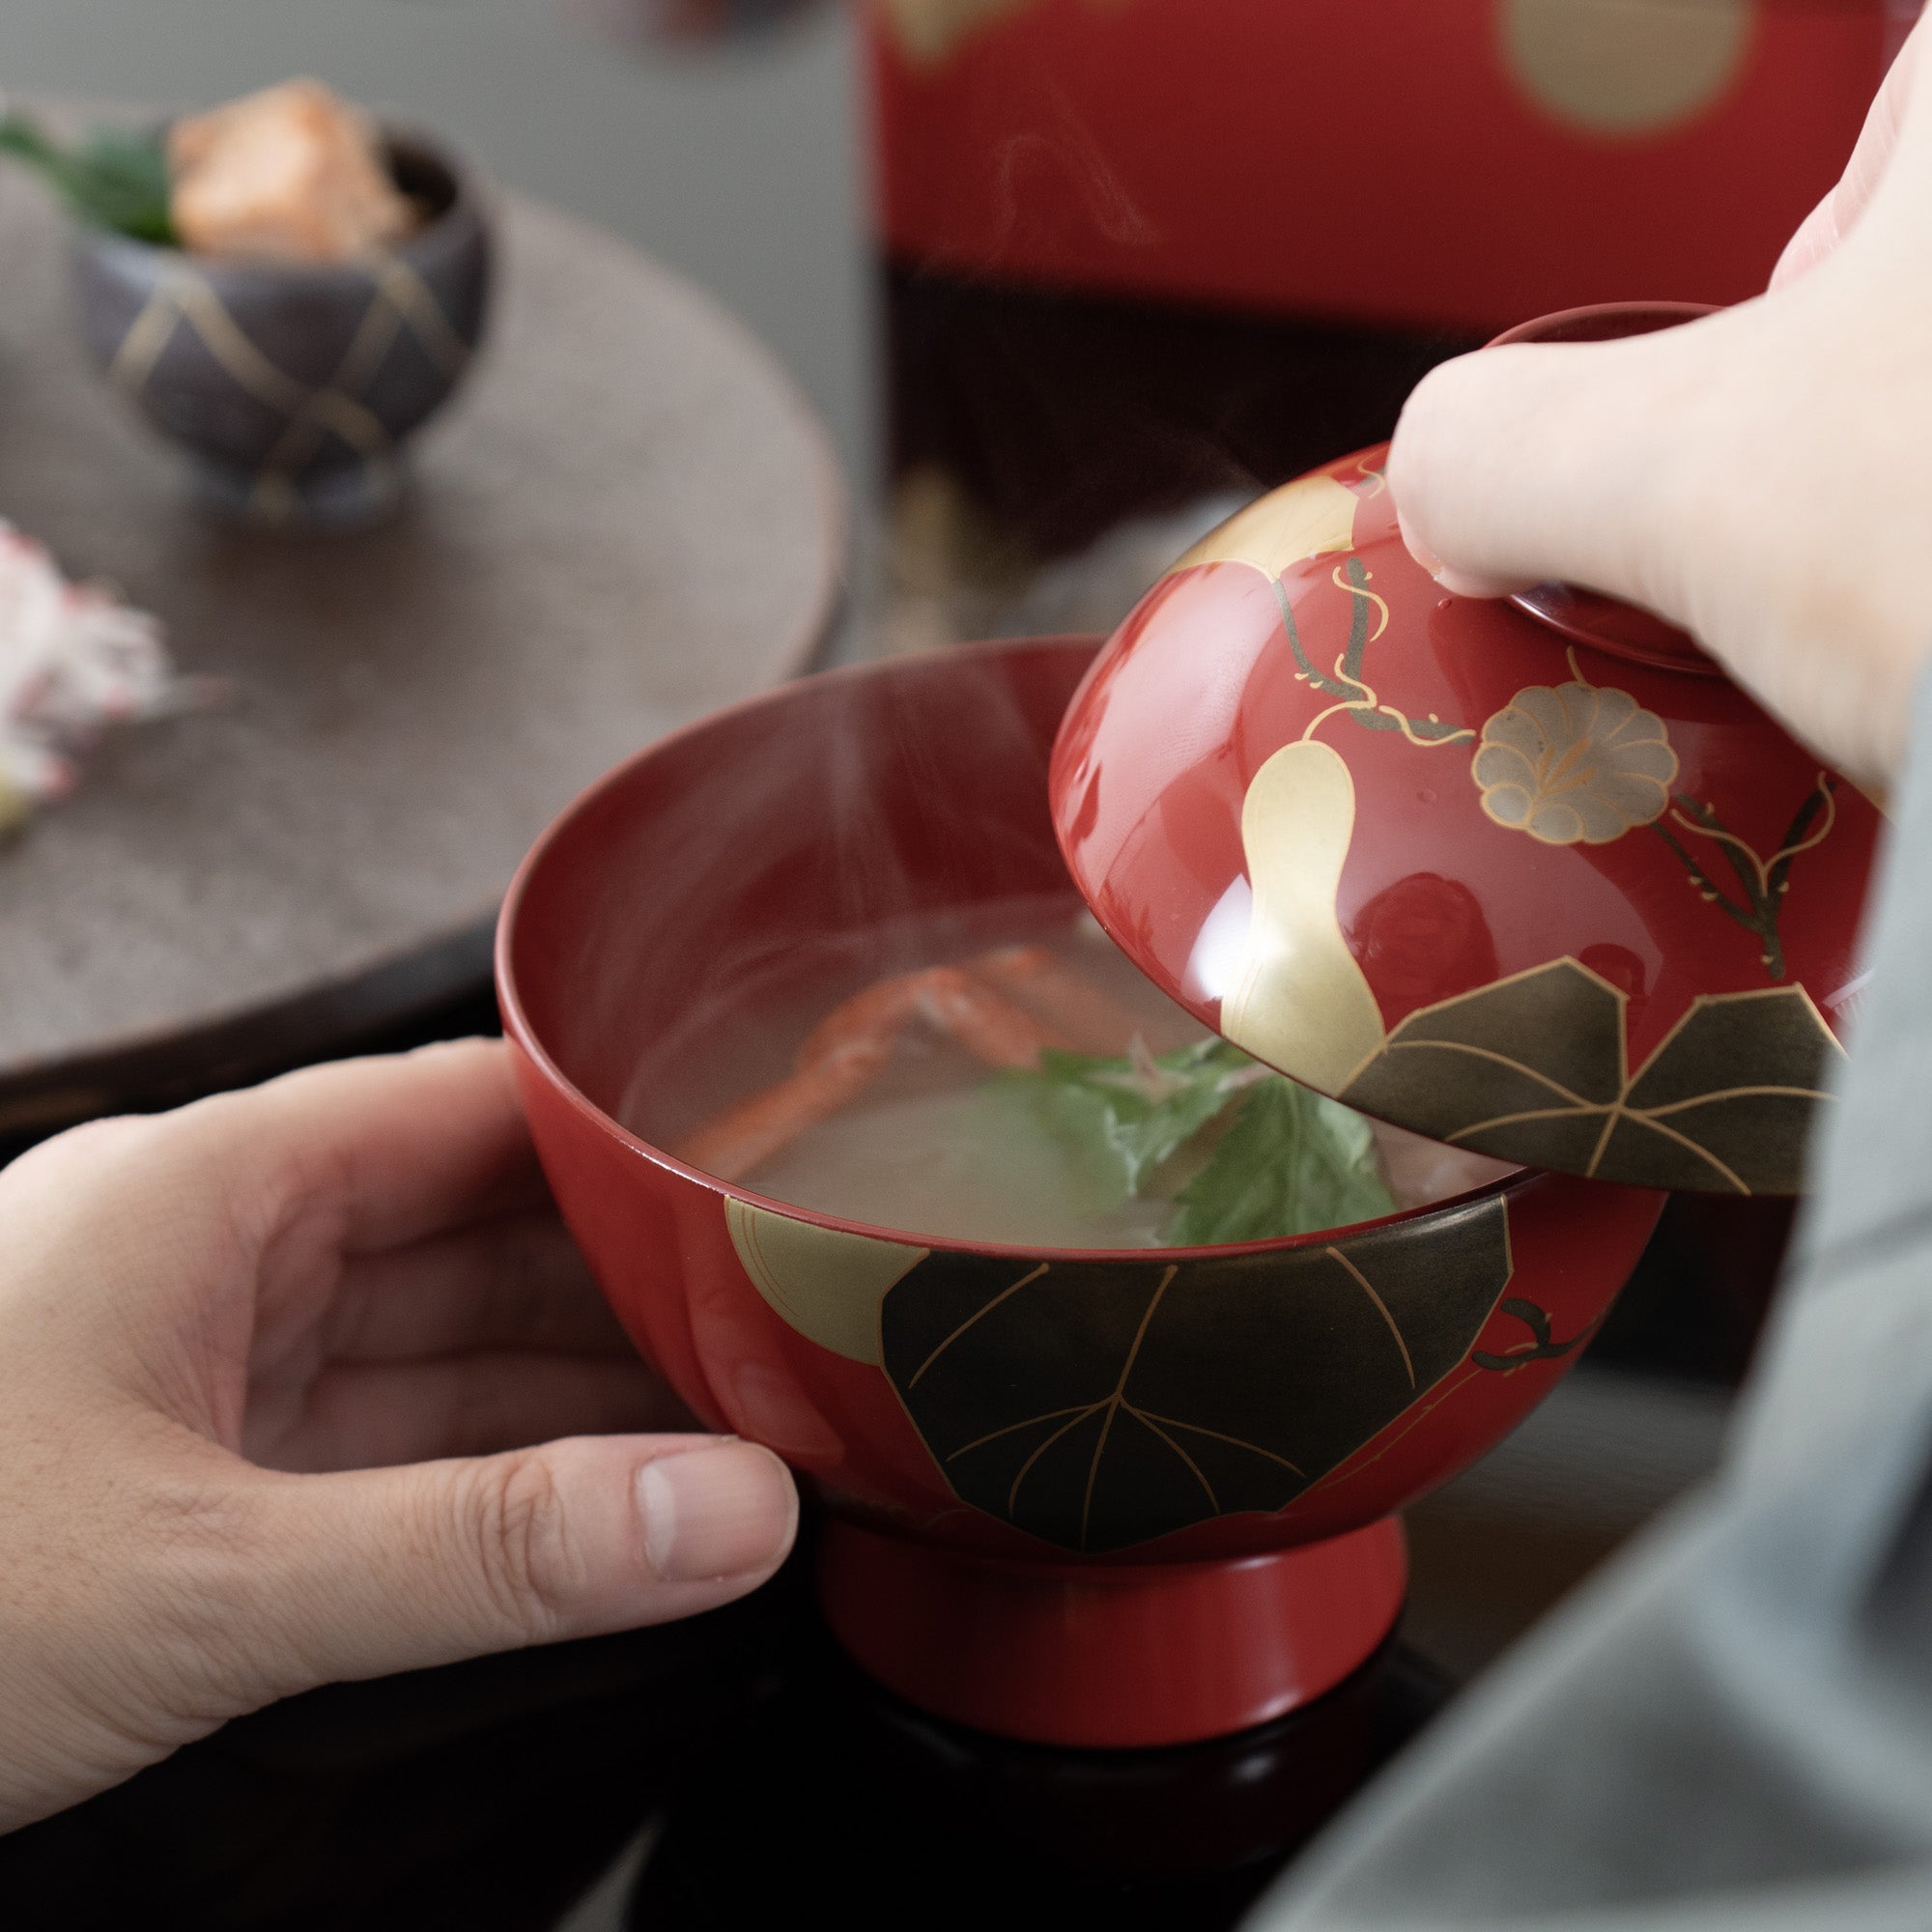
[1051,458,1879,1196]
[499,638,1663,1743]
[868,0,1889,330]
[819,1519,1407,1749]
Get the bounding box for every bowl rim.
[69,119,487,282]
[496,636,1544,1267]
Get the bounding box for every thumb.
[233,1434,798,1693]
[1387,316,1721,623]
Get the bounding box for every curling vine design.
[1274,560,1474,751]
[1471,1297,1594,1373]
[1649,776,1839,980]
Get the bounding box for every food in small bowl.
[2,82,491,526]
[498,636,1666,1748]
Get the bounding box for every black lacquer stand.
[625,1547,1452,1932]
[0,1514,1448,1932]
[0,1565,793,1932]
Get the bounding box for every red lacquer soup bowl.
[497,637,1663,1748]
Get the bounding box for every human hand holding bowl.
[0,1040,796,1833]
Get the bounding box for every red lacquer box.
[869,0,1905,327]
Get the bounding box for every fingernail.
[638,1442,797,1584]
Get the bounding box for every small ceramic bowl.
[497,636,1665,1749]
[71,130,491,528]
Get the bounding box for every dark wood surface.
[0,160,844,1134]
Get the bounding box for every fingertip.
[1399,506,1530,603]
[638,1439,799,1586]
[1394,507,1525,601]
[1392,504,1445,579]
[1387,352,1517,587]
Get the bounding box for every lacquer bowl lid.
[1049,308,1879,1197]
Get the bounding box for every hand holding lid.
[1393,278,1932,789]
[1051,306,1882,1197]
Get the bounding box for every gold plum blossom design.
[1473,674,1677,845]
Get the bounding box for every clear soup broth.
[624,898,1511,1250]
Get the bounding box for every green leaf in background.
[1003,1035,1397,1247]
[1165,1075,1395,1247]
[0,114,176,244]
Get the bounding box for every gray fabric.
[1252,671,1932,1931]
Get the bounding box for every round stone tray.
[0,168,844,1134]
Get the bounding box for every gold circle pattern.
[1498,0,1757,138]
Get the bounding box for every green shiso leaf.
[1002,1036,1396,1247]
[0,114,176,244]
[1164,1074,1395,1248]
[1004,1037,1255,1207]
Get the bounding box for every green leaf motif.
[879,1197,1516,1552]
[1339,959,1844,1194]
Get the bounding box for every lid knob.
[1488,302,1721,674]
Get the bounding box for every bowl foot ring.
[818,1515,1407,1750]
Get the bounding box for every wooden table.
[0,168,844,1134]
